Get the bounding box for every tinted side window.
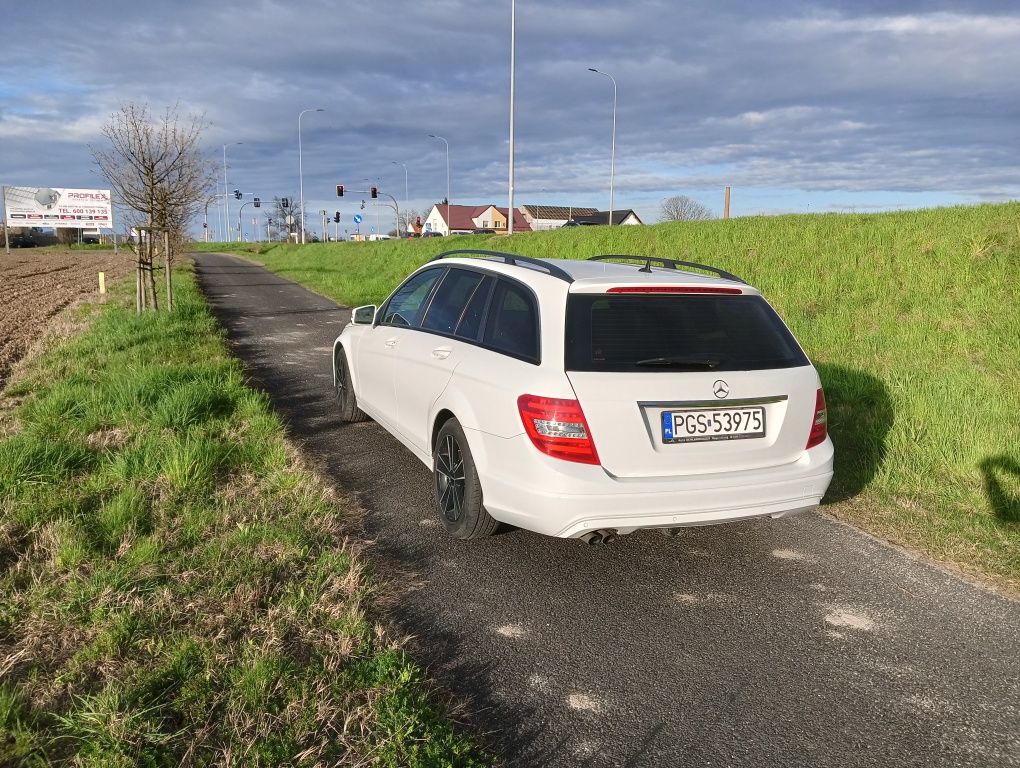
[454,276,493,341]
[482,280,539,362]
[380,269,443,327]
[421,268,485,335]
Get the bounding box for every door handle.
[431,346,452,360]
[384,337,399,348]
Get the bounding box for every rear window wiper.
[634,356,721,369]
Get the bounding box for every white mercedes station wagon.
[332,250,833,542]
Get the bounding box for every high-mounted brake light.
[806,388,827,449]
[517,395,600,465]
[606,286,743,294]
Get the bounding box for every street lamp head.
[588,67,598,72]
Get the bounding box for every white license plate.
[661,406,766,443]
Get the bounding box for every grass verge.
[206,203,1020,591]
[0,266,487,766]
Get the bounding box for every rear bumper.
[466,429,834,538]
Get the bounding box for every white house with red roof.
[424,204,532,236]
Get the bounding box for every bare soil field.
[0,248,131,390]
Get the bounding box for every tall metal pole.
[392,161,408,234]
[222,142,241,242]
[298,108,325,245]
[507,0,517,236]
[428,134,450,235]
[588,68,617,226]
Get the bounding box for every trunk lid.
[566,367,818,478]
[563,287,818,479]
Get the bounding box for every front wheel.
[334,347,368,423]
[433,418,498,540]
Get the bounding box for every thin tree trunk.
[147,233,159,311]
[164,232,173,312]
[139,257,148,310]
[135,257,142,313]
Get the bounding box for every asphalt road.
[194,252,1019,768]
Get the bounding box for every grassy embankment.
[208,202,1020,591]
[0,267,486,766]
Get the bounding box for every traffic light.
[281,198,290,208]
[336,184,344,197]
[334,211,340,223]
[370,186,378,199]
[203,221,208,228]
[253,197,261,208]
[415,216,422,226]
[233,189,242,200]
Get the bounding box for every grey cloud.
[3,0,1018,230]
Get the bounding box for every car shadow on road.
[816,363,894,503]
[979,455,1020,523]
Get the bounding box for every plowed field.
[0,248,131,389]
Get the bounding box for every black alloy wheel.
[435,432,466,522]
[432,418,499,539]
[334,347,367,423]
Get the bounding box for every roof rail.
[431,249,574,283]
[588,254,746,284]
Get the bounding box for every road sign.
[285,215,295,225]
[353,213,363,224]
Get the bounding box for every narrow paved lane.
[194,252,1019,768]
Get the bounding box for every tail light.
[517,395,600,465]
[806,388,827,449]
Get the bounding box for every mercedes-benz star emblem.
[713,379,730,399]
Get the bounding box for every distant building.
[570,209,643,226]
[424,204,532,235]
[421,202,641,234]
[518,204,598,230]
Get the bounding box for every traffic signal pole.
[341,187,400,238]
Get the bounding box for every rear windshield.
[565,293,809,372]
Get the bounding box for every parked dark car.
[421,231,444,238]
[9,234,37,248]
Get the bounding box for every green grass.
[0,267,487,766]
[206,203,1020,590]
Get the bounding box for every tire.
[433,418,498,540]
[334,347,368,423]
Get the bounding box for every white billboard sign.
[3,186,113,229]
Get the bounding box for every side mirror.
[352,305,376,325]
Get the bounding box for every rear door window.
[421,268,486,335]
[482,279,540,362]
[454,276,493,341]
[565,294,808,372]
[380,268,444,328]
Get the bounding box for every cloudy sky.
[2,0,1018,236]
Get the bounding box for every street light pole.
[507,0,517,236]
[391,161,408,234]
[222,142,242,242]
[298,107,324,244]
[588,67,617,226]
[428,134,450,235]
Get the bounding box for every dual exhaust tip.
[578,529,617,545]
